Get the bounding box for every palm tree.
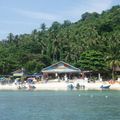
[106,33,120,80]
[109,60,120,80]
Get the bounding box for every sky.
[0,0,120,39]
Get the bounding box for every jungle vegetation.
[0,5,120,79]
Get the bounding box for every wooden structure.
[41,61,81,81]
[12,68,25,77]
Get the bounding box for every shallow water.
[0,90,120,120]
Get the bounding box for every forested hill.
[0,5,120,76]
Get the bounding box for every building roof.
[12,68,26,77]
[12,68,25,74]
[42,61,81,73]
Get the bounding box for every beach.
[0,80,120,91]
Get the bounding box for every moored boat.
[100,85,111,89]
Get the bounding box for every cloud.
[61,0,113,20]
[17,9,62,21]
[87,0,113,13]
[0,0,115,40]
[8,0,113,23]
[0,20,36,25]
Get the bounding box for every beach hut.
[41,61,81,81]
[12,68,26,77]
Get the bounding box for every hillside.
[0,5,120,78]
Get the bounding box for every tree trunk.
[112,65,115,80]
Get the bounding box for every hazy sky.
[0,0,120,39]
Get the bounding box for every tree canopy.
[0,5,120,78]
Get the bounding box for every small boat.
[100,85,111,89]
[67,84,74,90]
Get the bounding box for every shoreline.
[0,82,120,91]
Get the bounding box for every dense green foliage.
[76,50,107,72]
[0,6,120,78]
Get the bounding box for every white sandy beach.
[0,81,120,91]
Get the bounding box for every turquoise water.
[0,90,120,120]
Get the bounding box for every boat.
[100,85,111,89]
[67,83,74,90]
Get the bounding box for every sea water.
[0,90,120,120]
